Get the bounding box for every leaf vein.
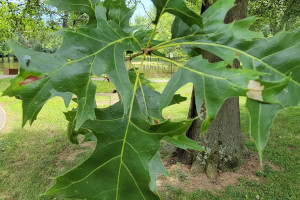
[122,163,147,200]
[54,156,121,192]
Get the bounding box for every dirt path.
[0,75,17,79]
[157,152,281,193]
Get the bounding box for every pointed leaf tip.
[152,0,203,28]
[246,99,282,163]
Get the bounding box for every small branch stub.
[125,46,153,61]
[141,45,153,55]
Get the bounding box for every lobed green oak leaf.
[3,4,140,130]
[44,102,200,199]
[154,0,298,157]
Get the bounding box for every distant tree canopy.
[248,0,300,35]
[132,0,300,38]
[0,0,88,54]
[2,0,300,55]
[1,0,54,53]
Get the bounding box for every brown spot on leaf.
[19,75,41,86]
[247,80,264,101]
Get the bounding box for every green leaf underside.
[159,0,299,108]
[149,151,168,191]
[3,5,140,130]
[3,0,300,198]
[45,103,194,199]
[103,0,135,31]
[48,0,99,26]
[246,99,282,160]
[136,86,187,123]
[155,0,299,155]
[163,135,204,151]
[151,0,203,28]
[158,56,266,130]
[3,1,208,198]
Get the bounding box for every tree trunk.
[176,0,250,180]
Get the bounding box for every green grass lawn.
[0,79,93,200]
[92,80,115,93]
[0,79,299,199]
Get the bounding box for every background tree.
[175,0,250,180]
[0,0,58,53]
[248,0,300,36]
[0,0,88,54]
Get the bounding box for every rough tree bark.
[176,0,250,180]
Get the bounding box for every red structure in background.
[3,68,18,75]
[1,54,19,75]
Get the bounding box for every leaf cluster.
[2,0,300,199]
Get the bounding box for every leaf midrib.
[23,36,135,124]
[130,121,188,136]
[155,42,300,87]
[29,38,130,115]
[152,55,252,92]
[115,52,148,200]
[76,55,96,127]
[38,36,134,84]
